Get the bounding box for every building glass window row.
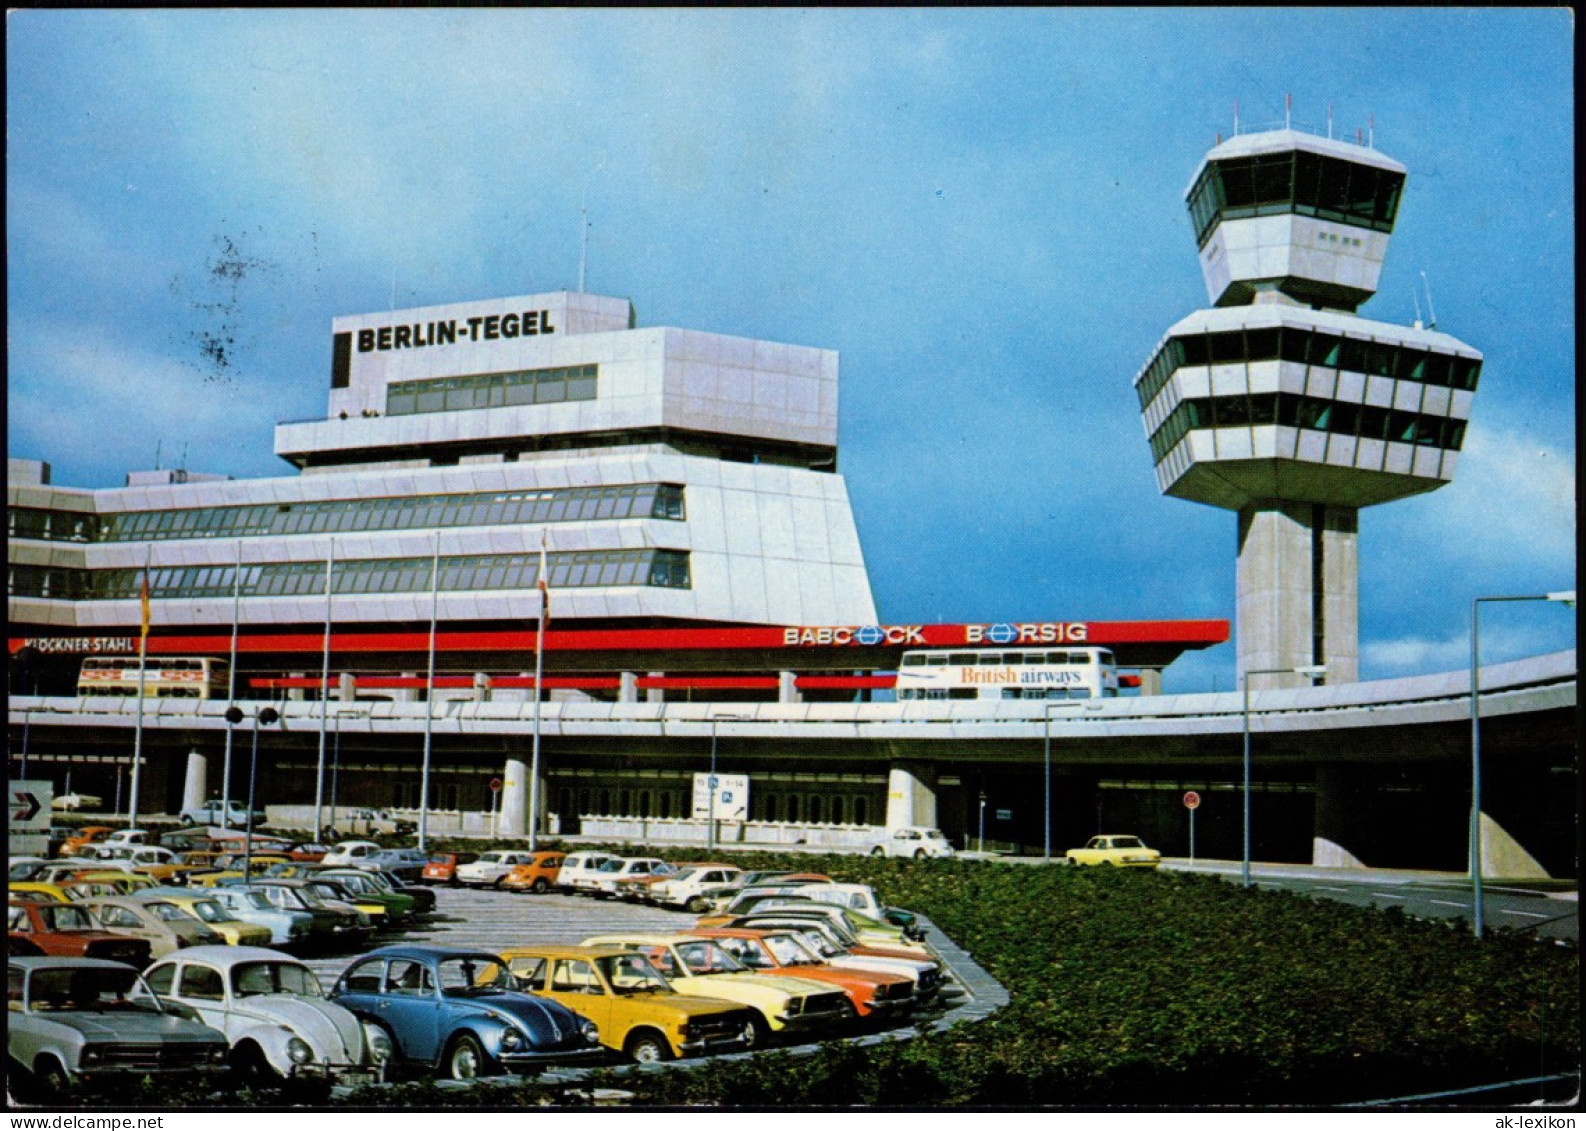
[1148,393,1467,465]
[9,549,691,602]
[8,484,686,546]
[1187,150,1405,246]
[385,364,598,416]
[1136,326,1481,411]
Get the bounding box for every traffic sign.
[1183,790,1201,810]
[489,777,503,794]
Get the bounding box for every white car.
[100,829,155,851]
[453,850,541,887]
[555,851,621,895]
[180,800,264,827]
[647,865,745,912]
[587,857,673,899]
[139,946,390,1085]
[869,826,955,859]
[49,793,102,812]
[319,840,383,868]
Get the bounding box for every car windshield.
[478,853,506,865]
[39,904,97,931]
[665,868,698,883]
[307,883,349,903]
[232,961,324,998]
[234,891,273,911]
[791,929,842,957]
[765,934,819,965]
[188,900,232,924]
[145,902,198,922]
[267,886,314,910]
[596,860,624,873]
[438,956,514,994]
[28,967,160,1014]
[712,937,771,969]
[596,952,671,994]
[671,940,747,976]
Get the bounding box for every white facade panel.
[1363,375,1395,408]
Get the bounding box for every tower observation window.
[385,364,598,417]
[1187,151,1405,247]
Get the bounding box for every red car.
[420,851,479,885]
[6,900,152,966]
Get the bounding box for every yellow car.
[499,944,758,1062]
[137,891,274,946]
[582,933,851,1043]
[1064,835,1162,868]
[7,882,78,904]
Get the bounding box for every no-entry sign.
[489,777,503,794]
[1183,790,1201,809]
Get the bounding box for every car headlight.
[80,1046,103,1066]
[579,1019,600,1045]
[286,1036,314,1065]
[362,1024,394,1062]
[209,1046,229,1064]
[499,1028,525,1052]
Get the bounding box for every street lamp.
[1469,590,1574,939]
[1042,701,1058,863]
[225,704,280,879]
[1241,663,1327,889]
[706,712,748,851]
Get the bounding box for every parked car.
[868,826,955,859]
[501,944,757,1062]
[203,886,315,949]
[689,927,915,1020]
[79,897,225,958]
[6,901,152,966]
[329,945,606,1079]
[7,957,229,1100]
[703,900,927,954]
[646,864,745,912]
[318,840,384,868]
[419,852,478,886]
[310,869,414,922]
[588,857,675,900]
[99,829,157,852]
[326,810,415,838]
[59,827,114,858]
[8,858,50,882]
[555,851,621,895]
[49,793,103,813]
[744,881,923,938]
[583,933,851,1043]
[729,915,945,1000]
[359,849,430,882]
[140,946,391,1086]
[179,800,265,827]
[8,882,78,905]
[455,850,543,888]
[499,851,565,894]
[127,891,274,947]
[1065,834,1162,868]
[246,880,375,948]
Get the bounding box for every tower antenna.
[1420,271,1438,331]
[578,206,589,294]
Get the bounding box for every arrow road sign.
[12,791,41,823]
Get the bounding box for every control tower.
[1133,125,1482,687]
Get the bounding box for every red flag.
[139,572,151,640]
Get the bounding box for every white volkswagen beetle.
[138,946,391,1085]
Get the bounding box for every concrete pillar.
[181,749,208,814]
[498,758,529,837]
[1136,668,1163,697]
[645,672,665,704]
[885,763,938,829]
[778,671,802,704]
[1312,765,1368,868]
[1237,502,1358,687]
[619,671,639,703]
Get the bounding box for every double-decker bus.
[77,656,230,699]
[895,647,1119,701]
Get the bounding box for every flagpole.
[312,538,334,839]
[528,536,548,851]
[129,546,152,829]
[419,532,440,852]
[221,539,242,830]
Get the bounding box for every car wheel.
[914,848,928,860]
[444,1033,493,1080]
[33,1055,70,1101]
[531,877,549,893]
[870,846,885,856]
[491,876,504,889]
[743,1015,773,1050]
[685,896,709,914]
[231,1041,279,1089]
[624,1030,673,1064]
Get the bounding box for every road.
[1165,860,1579,943]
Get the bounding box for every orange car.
[500,851,566,894]
[420,852,479,886]
[59,826,115,858]
[687,927,916,1021]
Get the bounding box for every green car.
[313,869,416,921]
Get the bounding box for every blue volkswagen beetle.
[329,945,607,1079]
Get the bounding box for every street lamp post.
[1469,590,1574,939]
[1041,701,1065,863]
[1241,663,1327,889]
[977,791,986,855]
[225,705,279,879]
[706,712,748,851]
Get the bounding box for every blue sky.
[7,9,1575,692]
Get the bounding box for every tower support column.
[181,749,208,814]
[1237,502,1358,685]
[885,763,938,830]
[498,757,529,838]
